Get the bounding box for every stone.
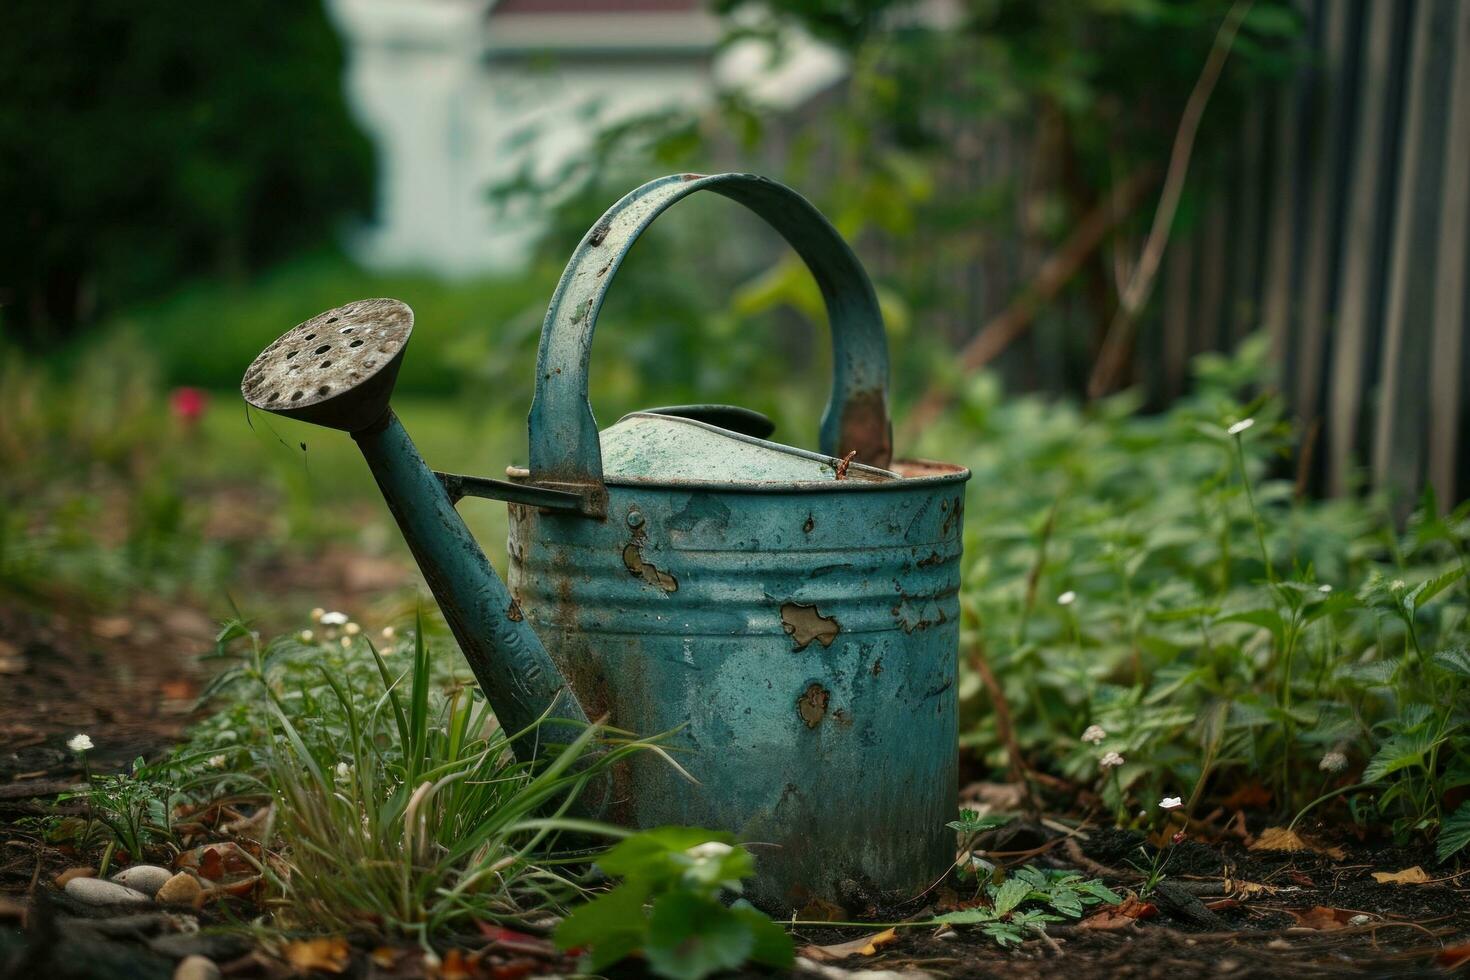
[173,955,222,980]
[155,872,204,907]
[148,931,251,962]
[63,877,152,907]
[112,864,173,897]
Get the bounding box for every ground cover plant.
[927,338,1470,863]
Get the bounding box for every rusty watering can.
[241,173,970,911]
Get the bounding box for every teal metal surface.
[528,172,894,487]
[239,173,971,913]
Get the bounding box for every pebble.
[173,955,222,980]
[112,864,173,897]
[63,876,153,907]
[156,872,204,907]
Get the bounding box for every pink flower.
[170,387,209,425]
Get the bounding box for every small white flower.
[1081,725,1107,744]
[345,622,361,636]
[336,762,351,781]
[1319,750,1348,773]
[381,626,396,641]
[319,611,348,626]
[340,636,352,649]
[298,629,314,643]
[1391,579,1405,592]
[1227,418,1255,436]
[208,754,227,769]
[1159,796,1183,810]
[1057,591,1077,606]
[684,841,734,861]
[1318,584,1332,593]
[1099,751,1125,769]
[67,734,94,753]
[310,607,325,623]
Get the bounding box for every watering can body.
[241,173,968,913]
[508,420,966,909]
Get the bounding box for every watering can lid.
[597,412,901,486]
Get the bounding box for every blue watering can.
[241,173,970,911]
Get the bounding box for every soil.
[2,544,1468,978]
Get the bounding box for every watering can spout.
[239,299,590,748]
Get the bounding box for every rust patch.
[803,514,815,533]
[589,221,611,246]
[871,658,883,677]
[917,551,945,568]
[796,683,829,728]
[832,707,853,727]
[507,598,524,622]
[623,542,677,593]
[942,496,965,537]
[838,387,892,470]
[780,602,840,650]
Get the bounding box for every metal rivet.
[626,508,644,528]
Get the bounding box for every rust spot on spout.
[796,683,829,728]
[507,598,524,622]
[623,542,677,593]
[780,603,840,650]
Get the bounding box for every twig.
[902,169,1156,439]
[967,638,1041,817]
[1088,0,1254,399]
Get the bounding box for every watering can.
[240,173,969,911]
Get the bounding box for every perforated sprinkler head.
[240,298,413,432]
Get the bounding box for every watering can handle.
[528,172,893,490]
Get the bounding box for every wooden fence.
[863,0,1470,508]
[1149,0,1470,507]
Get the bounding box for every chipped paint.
[507,598,524,621]
[892,595,948,633]
[622,541,678,592]
[780,602,840,650]
[796,683,830,728]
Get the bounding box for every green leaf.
[645,892,754,980]
[1218,608,1285,646]
[933,906,998,925]
[992,876,1031,916]
[1407,567,1465,612]
[1432,647,1470,678]
[730,901,794,970]
[598,827,737,878]
[1362,730,1441,783]
[1078,880,1123,904]
[555,881,649,961]
[1436,802,1470,863]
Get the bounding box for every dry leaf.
[1371,866,1429,885]
[283,936,351,974]
[799,928,898,961]
[1438,943,1470,970]
[54,867,95,887]
[1221,783,1273,810]
[1249,826,1346,860]
[1224,879,1276,896]
[1288,906,1353,931]
[1080,895,1157,929]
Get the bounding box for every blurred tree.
[0,0,373,345]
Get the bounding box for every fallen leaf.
[1249,826,1346,860]
[54,867,95,887]
[1221,783,1273,810]
[799,928,898,961]
[92,616,134,639]
[1371,866,1429,885]
[370,946,403,969]
[1438,943,1470,970]
[798,898,848,922]
[1224,879,1277,896]
[1288,906,1353,931]
[440,948,475,980]
[283,936,351,974]
[476,924,558,958]
[1080,895,1156,929]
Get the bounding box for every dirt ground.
[2,581,1468,979]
